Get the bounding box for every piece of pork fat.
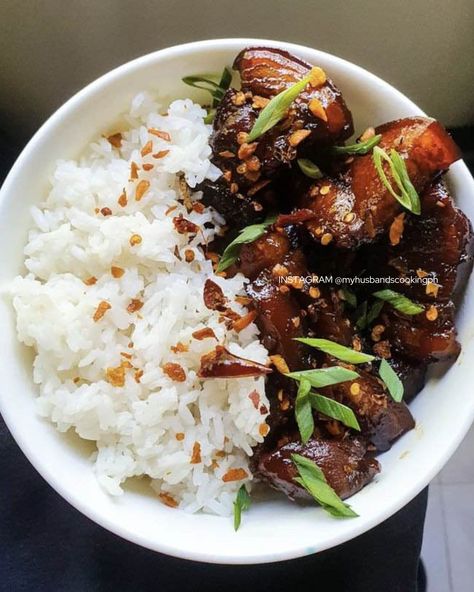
[200,47,354,225]
[256,435,380,501]
[300,117,461,248]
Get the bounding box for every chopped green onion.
[204,108,216,124]
[216,213,277,272]
[378,359,404,402]
[294,338,374,364]
[355,300,368,330]
[309,392,360,430]
[341,288,357,308]
[233,484,251,531]
[286,366,359,389]
[373,289,424,315]
[182,66,232,108]
[217,67,232,106]
[372,146,421,214]
[366,299,385,325]
[295,379,313,443]
[292,454,358,518]
[247,72,313,142]
[297,158,324,179]
[332,134,382,155]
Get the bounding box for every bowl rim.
[1,37,474,565]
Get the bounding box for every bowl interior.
[1,38,474,564]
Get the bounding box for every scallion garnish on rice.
[182,66,232,122]
[233,485,251,531]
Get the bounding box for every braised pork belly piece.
[201,47,353,225]
[300,118,460,248]
[257,434,380,500]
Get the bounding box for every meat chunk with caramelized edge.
[321,369,415,451]
[383,181,473,303]
[201,47,353,225]
[234,47,354,152]
[300,117,460,248]
[256,435,380,501]
[367,181,473,362]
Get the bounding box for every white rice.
[11,93,270,515]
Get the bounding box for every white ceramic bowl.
[1,38,473,565]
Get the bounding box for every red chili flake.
[159,492,178,508]
[192,201,205,214]
[205,252,220,263]
[172,215,199,235]
[192,327,217,341]
[127,299,144,313]
[93,301,111,322]
[152,150,170,159]
[248,390,260,409]
[259,404,268,415]
[118,190,128,207]
[232,310,257,333]
[106,133,122,148]
[222,468,248,482]
[276,208,316,226]
[203,279,227,312]
[148,128,171,141]
[221,308,241,322]
[140,140,153,157]
[162,362,186,382]
[389,213,406,246]
[129,161,139,180]
[135,179,150,201]
[190,442,201,464]
[198,346,272,379]
[170,342,189,353]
